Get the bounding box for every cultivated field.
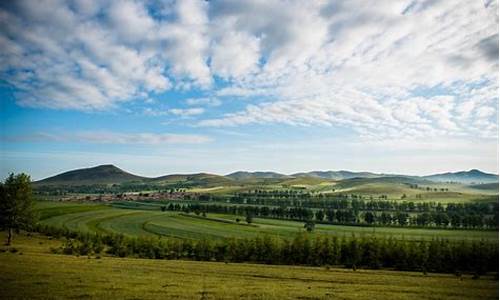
[0,232,497,300]
[36,201,498,242]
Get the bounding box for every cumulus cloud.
[3,131,212,144]
[0,0,498,141]
[0,0,208,110]
[169,107,205,117]
[185,97,221,107]
[199,0,498,140]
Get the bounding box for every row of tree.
[225,195,498,214]
[37,223,498,275]
[162,203,498,229]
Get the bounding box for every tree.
[315,210,324,222]
[245,212,253,224]
[0,173,36,245]
[364,212,375,225]
[304,221,315,232]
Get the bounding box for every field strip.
[37,205,109,220]
[142,222,223,240]
[41,209,133,233]
[86,211,145,234]
[179,213,259,227]
[98,211,165,237]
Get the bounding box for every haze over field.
[0,0,498,179]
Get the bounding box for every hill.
[225,171,291,180]
[467,182,499,192]
[292,170,385,180]
[34,165,146,185]
[34,165,499,190]
[423,169,499,184]
[151,173,234,187]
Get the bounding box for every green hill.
[423,169,498,184]
[225,171,291,180]
[292,170,383,180]
[34,165,146,185]
[467,182,499,192]
[152,173,235,187]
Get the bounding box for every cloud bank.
[0,0,498,141]
[3,131,212,144]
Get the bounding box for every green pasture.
[36,201,498,242]
[0,232,497,300]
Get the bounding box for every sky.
[0,0,499,180]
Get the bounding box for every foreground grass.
[0,232,498,299]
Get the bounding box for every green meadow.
[0,232,497,300]
[36,201,498,242]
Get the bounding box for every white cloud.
[3,131,212,144]
[169,107,205,117]
[185,97,221,107]
[198,0,498,141]
[210,27,260,79]
[0,0,497,143]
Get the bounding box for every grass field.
[181,178,498,204]
[36,201,498,242]
[0,232,497,300]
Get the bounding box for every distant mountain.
[225,171,291,180]
[292,170,384,180]
[35,164,146,185]
[35,165,498,187]
[468,183,499,192]
[152,173,234,187]
[423,169,499,184]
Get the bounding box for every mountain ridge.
[34,164,499,185]
[34,164,146,185]
[422,169,499,184]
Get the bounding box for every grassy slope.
[34,164,146,186]
[36,202,498,242]
[328,180,498,202]
[0,232,498,300]
[183,177,498,203]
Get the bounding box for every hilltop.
[34,164,146,185]
[225,171,291,180]
[151,173,234,187]
[34,164,498,188]
[423,169,499,184]
[292,170,385,180]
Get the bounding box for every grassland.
[36,201,498,242]
[182,177,498,204]
[0,232,497,300]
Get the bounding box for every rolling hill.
[151,173,234,187]
[225,171,291,180]
[34,165,498,189]
[34,164,146,185]
[292,170,385,180]
[423,169,499,184]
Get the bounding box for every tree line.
[162,203,498,229]
[225,195,498,214]
[36,223,498,276]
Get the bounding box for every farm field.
[186,184,498,203]
[36,201,499,242]
[0,232,498,300]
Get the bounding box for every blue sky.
[0,0,498,180]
